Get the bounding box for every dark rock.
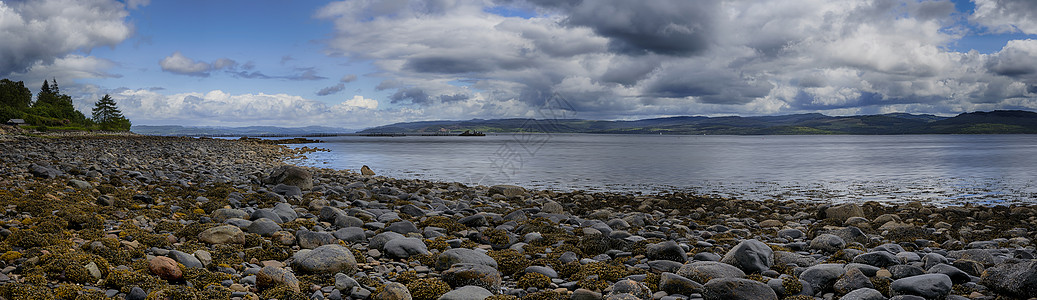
[264,165,313,190]
[370,232,406,250]
[890,274,951,299]
[524,266,558,278]
[335,215,365,228]
[720,239,773,274]
[777,229,805,240]
[980,259,1037,298]
[646,240,688,263]
[852,251,900,267]
[702,278,778,300]
[676,261,745,284]
[648,260,684,273]
[799,264,845,294]
[128,286,147,300]
[693,252,721,262]
[458,214,487,227]
[926,263,970,284]
[169,250,204,269]
[833,267,873,294]
[607,279,652,300]
[272,183,302,197]
[246,218,282,236]
[386,221,420,235]
[888,265,925,279]
[659,272,703,295]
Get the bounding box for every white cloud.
[159,52,238,77]
[341,95,378,110]
[0,0,131,77]
[972,0,1037,34]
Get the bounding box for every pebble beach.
[0,132,1035,300]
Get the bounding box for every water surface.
[285,134,1037,205]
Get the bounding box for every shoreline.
[0,134,1034,299]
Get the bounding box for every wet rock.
[170,250,204,269]
[607,279,652,300]
[264,165,313,190]
[648,260,683,273]
[926,263,970,284]
[292,244,358,275]
[333,227,367,243]
[488,185,525,198]
[370,232,406,250]
[213,208,249,222]
[720,239,773,274]
[980,259,1037,298]
[149,256,182,281]
[198,225,246,244]
[701,278,778,300]
[677,261,745,283]
[361,165,376,176]
[572,288,603,300]
[335,273,359,291]
[890,274,952,299]
[542,201,564,214]
[257,266,301,293]
[436,248,498,270]
[439,285,493,300]
[386,221,420,235]
[442,263,503,291]
[773,251,817,268]
[888,265,925,279]
[525,266,558,278]
[777,229,804,240]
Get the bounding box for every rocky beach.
[0,132,1035,300]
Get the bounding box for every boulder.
[334,227,368,243]
[361,165,376,176]
[980,259,1037,298]
[659,272,703,295]
[824,203,865,222]
[148,256,182,281]
[810,234,846,253]
[890,274,952,299]
[386,221,420,235]
[442,263,502,291]
[169,250,204,269]
[256,266,300,293]
[853,251,900,267]
[926,263,970,284]
[264,165,313,190]
[833,267,873,294]
[488,185,525,198]
[676,261,745,283]
[370,232,406,250]
[198,225,245,244]
[296,230,338,249]
[606,279,652,300]
[384,238,430,258]
[799,264,845,294]
[436,248,498,271]
[246,218,282,236]
[646,241,688,263]
[372,282,411,300]
[720,239,773,274]
[702,278,778,300]
[438,286,493,300]
[838,288,885,300]
[291,244,358,275]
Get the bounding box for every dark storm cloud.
[562,0,717,56]
[438,93,470,102]
[404,56,493,74]
[390,87,431,104]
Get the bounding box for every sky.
[2,0,1037,129]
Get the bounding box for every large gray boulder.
[891,274,952,299]
[383,238,430,258]
[264,165,313,190]
[799,264,845,294]
[810,234,846,253]
[291,244,358,275]
[442,263,502,291]
[980,259,1037,298]
[838,288,885,300]
[437,286,493,300]
[646,240,688,262]
[720,239,773,274]
[436,248,498,270]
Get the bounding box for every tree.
[27,78,89,127]
[0,79,32,121]
[92,94,131,131]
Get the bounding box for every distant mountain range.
[359,110,1037,135]
[132,125,358,136]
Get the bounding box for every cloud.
[972,0,1037,34]
[340,74,358,83]
[0,0,132,77]
[125,0,150,9]
[159,52,218,77]
[316,83,346,96]
[314,0,1037,123]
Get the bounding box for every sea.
[280,134,1037,206]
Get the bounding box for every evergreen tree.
[0,79,31,121]
[92,94,131,131]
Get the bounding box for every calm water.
[284,134,1037,205]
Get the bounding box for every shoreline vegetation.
[0,132,1035,299]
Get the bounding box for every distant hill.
[359,110,1037,135]
[132,125,357,136]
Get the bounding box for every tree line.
[0,78,130,131]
